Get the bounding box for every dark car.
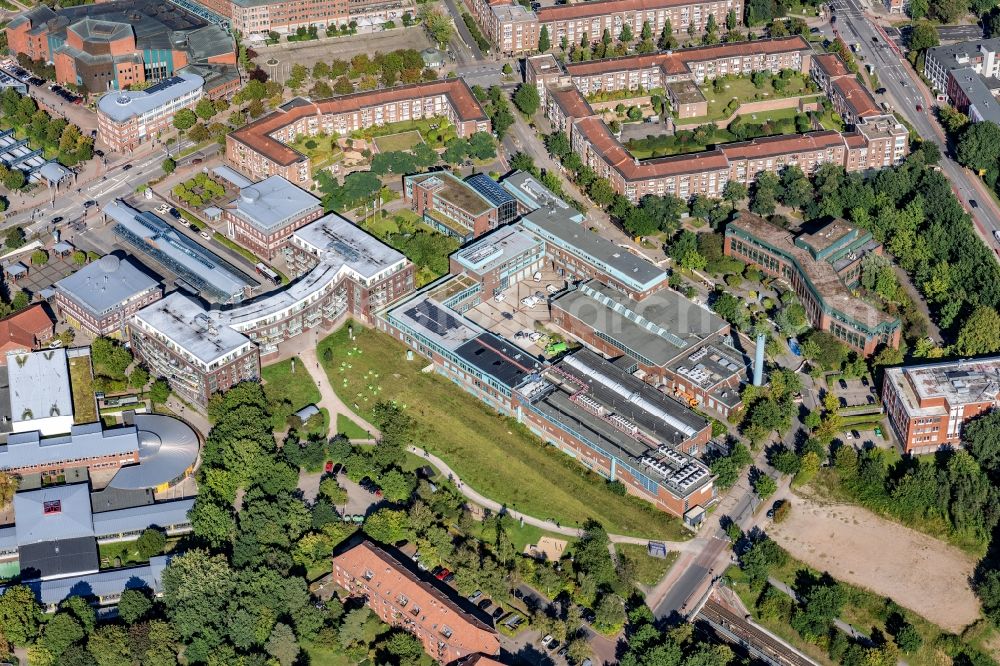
[29,77,44,86]
[867,395,876,405]
[501,311,514,320]
[851,430,861,440]
[83,200,96,208]
[915,103,923,111]
[861,376,869,387]
[872,35,878,42]
[767,499,785,518]
[94,149,105,157]
[838,378,848,390]
[839,397,848,408]
[191,157,204,165]
[478,598,491,610]
[809,27,819,33]
[492,607,504,620]
[512,588,523,599]
[581,608,596,623]
[121,164,133,171]
[444,572,455,583]
[169,208,182,219]
[875,87,887,94]
[51,216,64,224]
[970,199,979,208]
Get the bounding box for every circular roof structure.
[99,254,121,273]
[241,186,260,203]
[108,414,199,490]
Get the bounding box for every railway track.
[697,599,819,666]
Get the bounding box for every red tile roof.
[229,80,488,167]
[548,86,595,119]
[832,76,881,118]
[574,116,730,181]
[0,304,53,359]
[813,53,851,78]
[843,132,866,148]
[332,540,500,662]
[721,131,846,160]
[539,0,741,22]
[564,37,810,77]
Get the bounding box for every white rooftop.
[55,254,160,318]
[97,72,204,123]
[7,349,73,426]
[132,291,253,367]
[292,213,408,280]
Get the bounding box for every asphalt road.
[827,0,1000,252]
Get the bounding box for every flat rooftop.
[386,284,482,352]
[55,254,160,318]
[551,280,728,367]
[408,172,494,217]
[885,356,1000,418]
[7,348,73,426]
[521,209,666,292]
[228,175,321,234]
[14,484,94,546]
[292,213,408,280]
[97,72,203,123]
[665,341,746,408]
[501,171,583,221]
[132,291,253,366]
[0,423,138,472]
[452,225,544,275]
[454,333,540,391]
[666,79,706,105]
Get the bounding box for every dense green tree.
[909,20,940,51]
[161,549,235,647]
[957,121,1000,172]
[87,625,132,666]
[172,109,197,131]
[117,588,154,625]
[538,25,551,51]
[956,306,1000,355]
[752,470,778,499]
[136,528,167,559]
[513,84,541,116]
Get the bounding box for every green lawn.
[68,355,98,424]
[290,135,345,171]
[373,130,424,153]
[98,537,177,569]
[616,543,680,587]
[261,357,322,428]
[351,116,457,148]
[318,324,691,539]
[336,413,371,439]
[694,75,811,122]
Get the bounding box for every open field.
[768,492,980,632]
[373,130,424,153]
[336,413,370,439]
[261,357,322,428]
[318,324,690,539]
[616,543,679,587]
[68,355,97,424]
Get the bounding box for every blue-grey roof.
[952,68,1000,124]
[38,162,71,184]
[132,292,253,366]
[465,173,515,208]
[521,209,666,292]
[501,171,585,223]
[213,165,254,189]
[5,263,27,277]
[14,484,95,546]
[92,498,194,536]
[5,555,171,607]
[7,348,73,428]
[294,404,320,421]
[292,213,408,281]
[108,200,251,303]
[97,72,204,123]
[229,176,321,234]
[0,526,16,554]
[53,241,74,254]
[0,423,139,474]
[107,414,199,491]
[55,254,161,319]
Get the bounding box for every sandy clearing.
[768,493,980,632]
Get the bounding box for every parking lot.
[826,375,890,450]
[463,270,568,357]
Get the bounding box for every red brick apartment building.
[0,305,54,360]
[332,540,501,664]
[226,81,490,184]
[529,48,907,202]
[883,357,1000,455]
[724,214,901,356]
[197,0,413,36]
[810,53,884,126]
[6,1,235,94]
[469,0,743,55]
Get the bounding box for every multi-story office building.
[130,212,414,391]
[470,0,742,55]
[883,356,1000,455]
[221,175,323,260]
[946,68,1000,125]
[54,254,162,338]
[724,214,901,355]
[332,539,501,663]
[515,350,714,515]
[924,38,1000,96]
[97,73,204,152]
[226,81,490,183]
[551,280,745,418]
[129,292,262,406]
[5,0,235,94]
[403,171,518,241]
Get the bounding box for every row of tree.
[0,88,93,183]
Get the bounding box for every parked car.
[548,640,560,652]
[435,568,451,581]
[200,231,211,241]
[874,426,883,438]
[501,312,513,320]
[851,429,861,440]
[156,204,170,214]
[839,397,848,408]
[581,608,596,623]
[512,588,524,599]
[844,430,854,441]
[179,218,190,227]
[325,460,334,473]
[468,590,482,603]
[494,293,506,303]
[861,376,869,387]
[492,607,504,620]
[444,572,455,583]
[867,395,876,405]
[838,378,848,390]
[540,635,554,647]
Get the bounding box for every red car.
[916,104,923,111]
[325,460,334,473]
[435,568,451,581]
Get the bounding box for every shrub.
[773,500,791,523]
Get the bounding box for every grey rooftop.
[292,213,408,280]
[228,175,321,234]
[132,291,253,366]
[55,254,160,318]
[7,348,73,426]
[97,72,204,124]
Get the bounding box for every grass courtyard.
[694,75,811,123]
[336,413,371,439]
[68,355,98,424]
[261,357,322,429]
[318,324,691,539]
[351,117,458,149]
[373,130,425,153]
[289,135,344,171]
[616,543,680,587]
